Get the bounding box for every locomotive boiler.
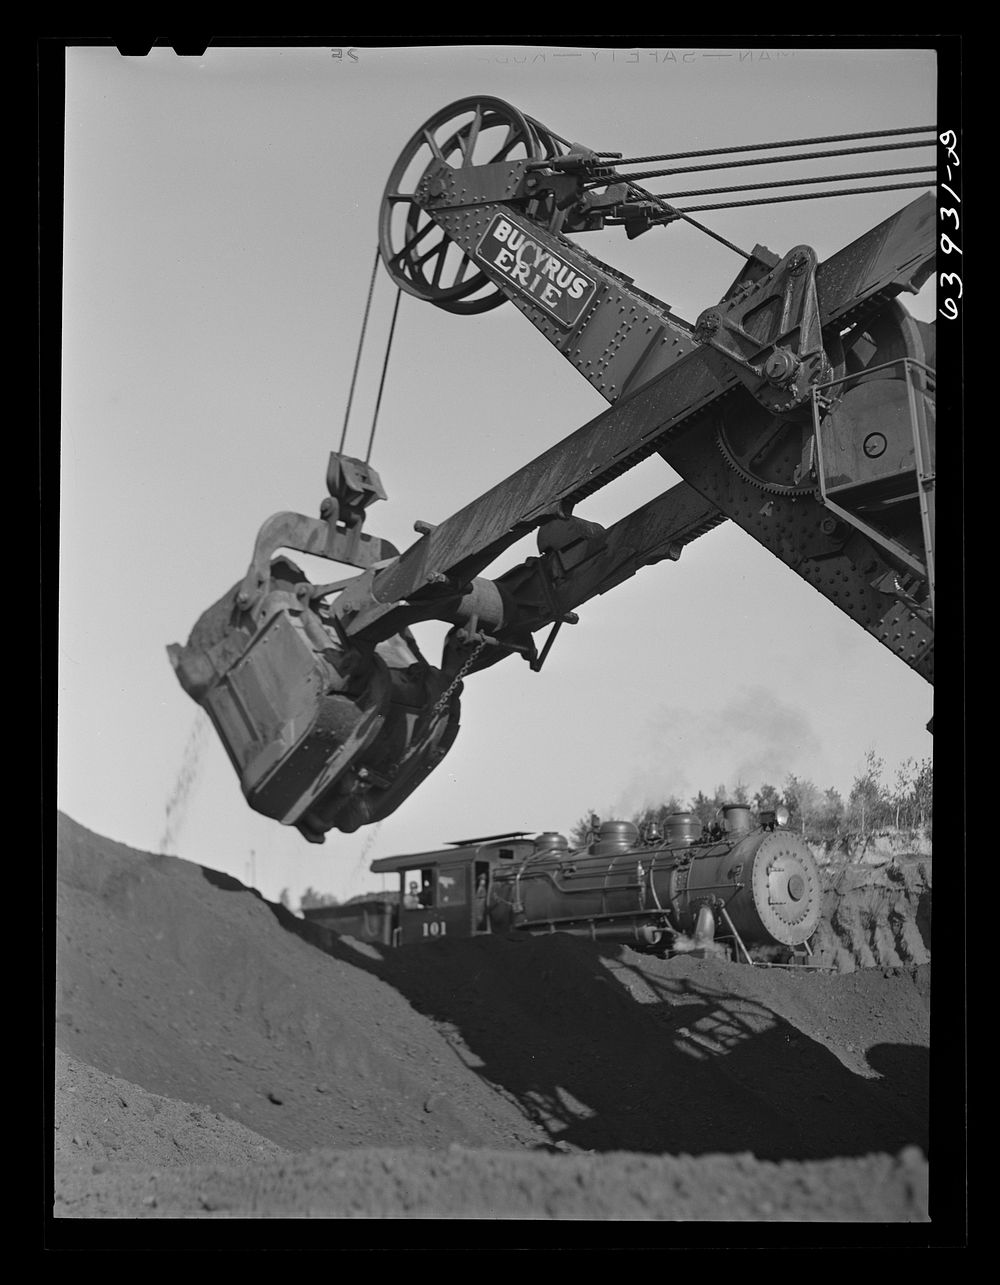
[347,804,822,960]
[488,807,821,958]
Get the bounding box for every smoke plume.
[611,685,823,815]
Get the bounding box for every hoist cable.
[593,123,935,167]
[623,181,752,258]
[365,287,402,465]
[339,247,381,456]
[587,138,934,188]
[669,179,932,213]
[643,164,934,203]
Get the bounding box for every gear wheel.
[715,420,820,496]
[714,299,927,497]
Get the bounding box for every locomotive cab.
[371,832,536,946]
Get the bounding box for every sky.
[57,41,939,906]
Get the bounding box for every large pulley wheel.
[379,97,549,315]
[524,114,573,164]
[716,300,933,495]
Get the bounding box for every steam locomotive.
[301,804,822,963]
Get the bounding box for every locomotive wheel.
[379,97,547,315]
[716,299,932,495]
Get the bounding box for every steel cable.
[365,288,402,464]
[588,138,934,187]
[642,164,935,203]
[339,248,381,455]
[593,123,935,166]
[667,180,933,213]
[621,181,752,258]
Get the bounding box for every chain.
[430,641,488,718]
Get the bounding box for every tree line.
[276,751,932,908]
[570,751,932,847]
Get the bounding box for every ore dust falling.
[159,712,211,855]
[352,822,384,886]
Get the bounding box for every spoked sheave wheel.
[379,97,549,315]
[524,115,574,164]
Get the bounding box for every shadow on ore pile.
[243,882,929,1164]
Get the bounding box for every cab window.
[436,864,467,907]
[402,869,434,909]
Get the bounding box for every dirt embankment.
[811,856,931,972]
[52,813,935,1223]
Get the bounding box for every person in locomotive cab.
[404,881,422,910]
[475,872,488,929]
